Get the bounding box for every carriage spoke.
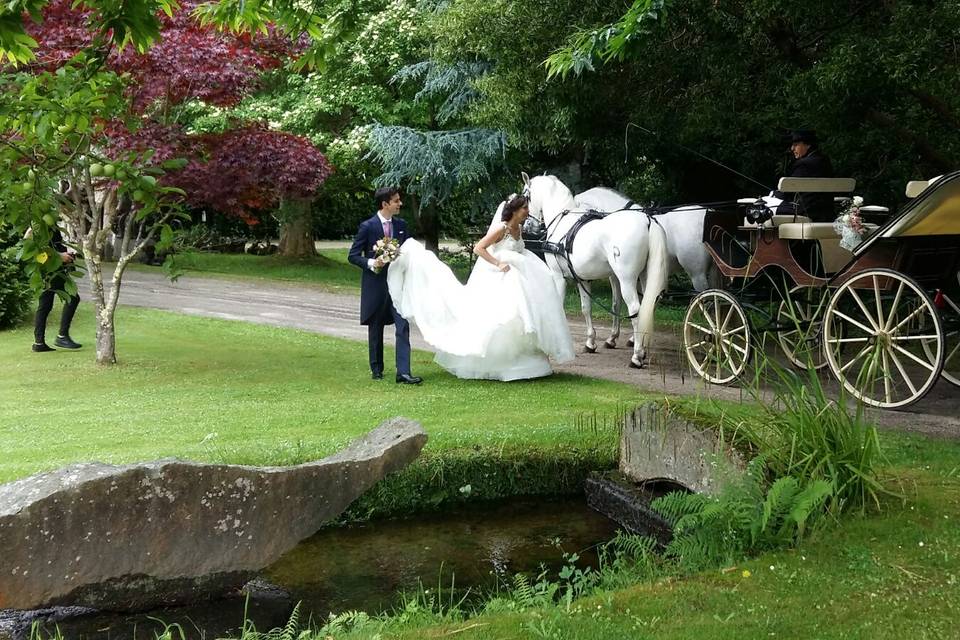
[832,310,875,335]
[714,298,722,338]
[719,304,735,334]
[848,288,880,332]
[891,304,928,334]
[699,302,718,332]
[883,281,905,331]
[887,348,919,397]
[872,275,886,333]
[688,322,713,336]
[891,343,936,371]
[947,340,960,364]
[881,349,893,404]
[687,339,711,350]
[892,334,942,342]
[722,337,749,357]
[839,343,873,374]
[826,336,870,344]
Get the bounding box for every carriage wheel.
[823,269,944,409]
[921,291,960,388]
[777,286,828,370]
[683,289,752,385]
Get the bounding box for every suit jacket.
[774,150,836,222]
[348,214,410,325]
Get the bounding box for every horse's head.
[520,171,575,226]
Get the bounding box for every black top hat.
[790,129,819,145]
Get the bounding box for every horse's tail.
[636,220,669,352]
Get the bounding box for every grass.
[131,249,362,292]
[7,297,960,637]
[0,303,644,487]
[134,250,690,324]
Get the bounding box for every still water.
[26,498,619,639]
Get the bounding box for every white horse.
[575,187,720,347]
[523,173,668,368]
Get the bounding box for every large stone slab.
[619,403,745,495]
[0,418,426,611]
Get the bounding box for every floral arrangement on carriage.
[372,237,401,273]
[834,196,868,251]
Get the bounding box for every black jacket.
[347,214,410,325]
[775,149,835,222]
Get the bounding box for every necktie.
[383,220,392,238]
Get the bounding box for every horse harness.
[527,204,662,319]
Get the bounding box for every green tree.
[543,0,960,205]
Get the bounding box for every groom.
[348,187,422,385]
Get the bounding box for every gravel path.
[111,269,960,439]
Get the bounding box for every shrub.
[0,230,32,330]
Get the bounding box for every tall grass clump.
[731,345,897,514]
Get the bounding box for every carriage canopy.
[860,170,960,252]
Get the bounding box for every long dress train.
[387,228,575,380]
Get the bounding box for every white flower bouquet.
[833,196,867,251]
[372,237,401,273]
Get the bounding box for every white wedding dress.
[387,226,575,380]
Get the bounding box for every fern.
[651,456,839,573]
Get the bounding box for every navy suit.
[348,214,412,376]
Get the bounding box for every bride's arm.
[473,225,510,272]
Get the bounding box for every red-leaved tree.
[30,0,332,255]
[20,0,332,364]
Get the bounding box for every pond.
[23,497,621,639]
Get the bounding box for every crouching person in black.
[30,226,82,352]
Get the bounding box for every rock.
[584,472,674,545]
[619,403,745,496]
[0,418,426,612]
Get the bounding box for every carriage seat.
[777,222,841,240]
[777,221,879,241]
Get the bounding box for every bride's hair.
[501,194,529,222]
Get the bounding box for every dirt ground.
[112,270,959,439]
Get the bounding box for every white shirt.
[367,212,395,271]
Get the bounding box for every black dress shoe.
[396,373,423,385]
[32,343,55,353]
[54,335,82,349]
[372,371,384,380]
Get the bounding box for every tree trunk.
[277,198,316,257]
[85,246,117,365]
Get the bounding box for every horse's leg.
[605,276,621,349]
[579,281,598,353]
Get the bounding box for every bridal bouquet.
[834,196,867,251]
[372,237,401,273]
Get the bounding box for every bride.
[387,194,575,380]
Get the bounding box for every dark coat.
[775,149,836,222]
[347,214,410,325]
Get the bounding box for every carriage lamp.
[745,199,773,225]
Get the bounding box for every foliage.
[0,230,31,330]
[544,0,671,79]
[541,0,960,205]
[366,124,506,210]
[173,124,333,220]
[653,459,833,572]
[730,360,894,513]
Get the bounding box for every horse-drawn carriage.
[683,172,960,408]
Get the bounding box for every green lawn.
[0,304,643,484]
[5,301,960,638]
